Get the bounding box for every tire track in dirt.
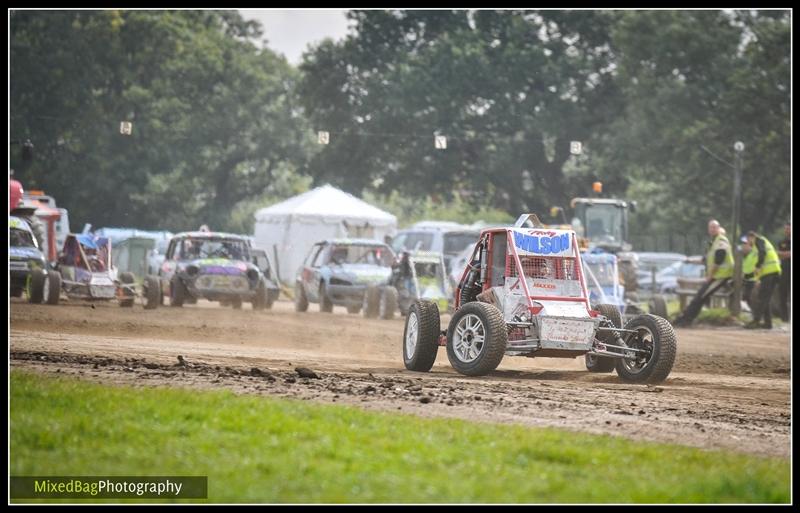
[10,300,791,458]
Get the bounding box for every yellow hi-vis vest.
[742,250,758,278]
[755,236,782,278]
[706,233,734,279]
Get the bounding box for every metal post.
[730,142,745,317]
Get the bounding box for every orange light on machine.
[28,189,45,196]
[592,182,603,194]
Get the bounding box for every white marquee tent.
[253,185,397,283]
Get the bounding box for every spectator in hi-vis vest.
[740,235,758,313]
[673,219,734,327]
[744,230,782,330]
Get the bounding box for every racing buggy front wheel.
[615,314,677,384]
[446,301,507,376]
[586,303,621,373]
[403,300,441,372]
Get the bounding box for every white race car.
[402,214,677,383]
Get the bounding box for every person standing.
[744,230,782,329]
[673,219,734,327]
[777,222,791,322]
[740,236,758,313]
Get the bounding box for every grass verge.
[10,370,790,504]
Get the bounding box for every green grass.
[10,370,790,504]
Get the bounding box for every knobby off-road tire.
[27,268,46,304]
[586,303,621,373]
[648,295,668,319]
[403,300,441,372]
[346,305,361,314]
[380,286,399,320]
[615,314,677,384]
[446,301,507,376]
[294,282,309,312]
[319,283,333,313]
[363,285,380,318]
[143,275,160,310]
[119,272,136,308]
[46,271,61,305]
[170,276,187,307]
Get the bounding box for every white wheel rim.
[43,274,50,301]
[405,311,419,359]
[453,313,485,363]
[622,325,654,373]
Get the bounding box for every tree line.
[10,10,790,242]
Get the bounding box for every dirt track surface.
[10,298,792,458]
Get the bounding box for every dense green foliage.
[11,371,790,503]
[10,10,790,240]
[11,10,313,233]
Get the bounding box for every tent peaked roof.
[254,185,396,226]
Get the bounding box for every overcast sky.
[239,9,351,65]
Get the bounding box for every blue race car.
[294,239,395,315]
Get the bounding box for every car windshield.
[443,232,479,254]
[10,228,36,248]
[580,204,624,245]
[329,244,393,266]
[394,232,434,252]
[179,238,250,260]
[585,260,617,287]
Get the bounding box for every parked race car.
[582,251,669,320]
[51,233,161,309]
[294,239,395,315]
[402,214,677,383]
[380,250,450,319]
[158,231,274,310]
[10,215,59,303]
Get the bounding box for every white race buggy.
[402,214,677,383]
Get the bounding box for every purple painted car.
[158,231,274,310]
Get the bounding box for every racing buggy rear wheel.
[380,286,399,320]
[27,268,46,304]
[446,302,507,376]
[294,282,309,312]
[615,314,677,384]
[586,303,621,373]
[143,275,160,310]
[403,300,441,372]
[648,295,668,319]
[119,272,136,308]
[363,285,380,318]
[319,283,333,313]
[46,271,61,305]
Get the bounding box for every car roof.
[322,238,390,246]
[172,231,249,241]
